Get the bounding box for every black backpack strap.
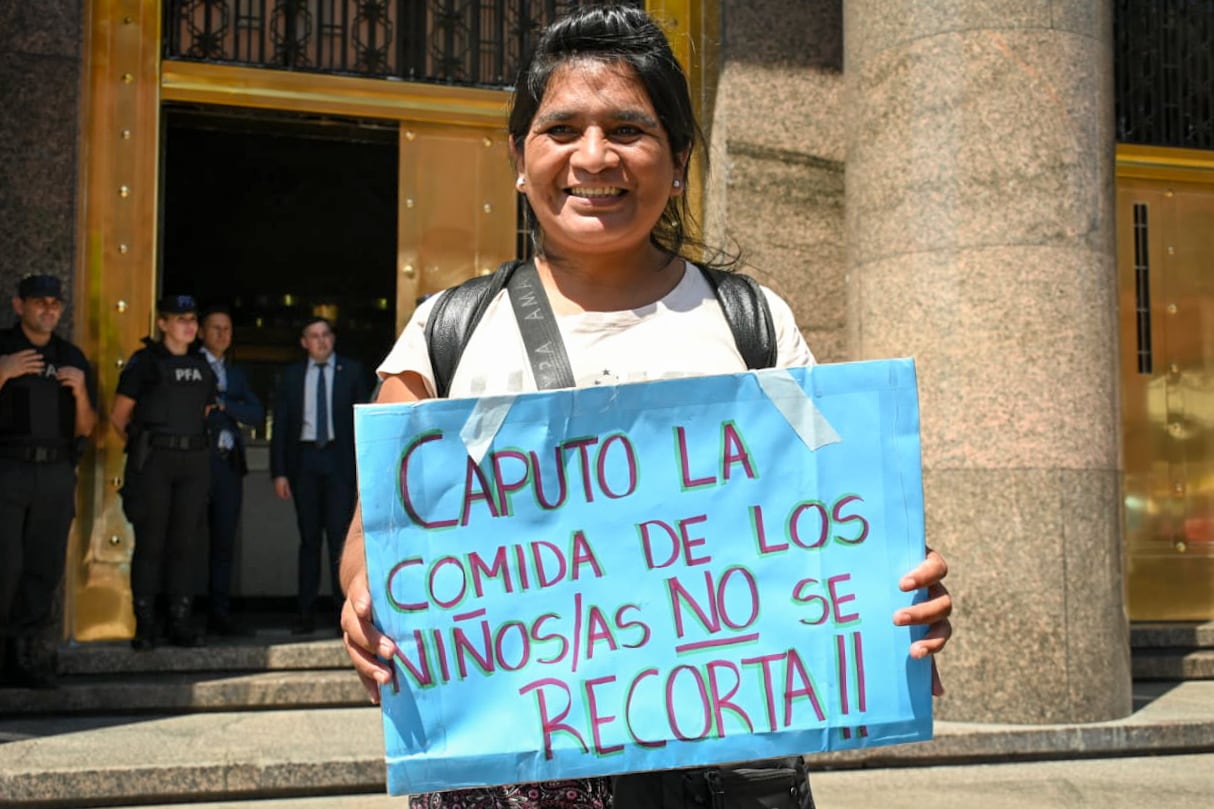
[426,260,777,397]
[425,260,522,398]
[699,265,778,369]
[506,260,576,390]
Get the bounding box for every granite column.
[844,1,1130,722]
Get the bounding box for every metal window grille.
[1115,0,1214,149]
[1132,202,1153,375]
[165,0,642,87]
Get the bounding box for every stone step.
[0,707,385,807]
[3,681,1213,808]
[1130,621,1214,650]
[1132,649,1214,680]
[0,636,361,716]
[0,668,368,715]
[57,635,350,676]
[1131,621,1214,680]
[113,755,1214,809]
[117,798,405,809]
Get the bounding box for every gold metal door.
[70,0,708,641]
[396,124,518,331]
[1118,166,1214,620]
[72,12,517,640]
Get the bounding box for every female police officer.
[111,294,216,650]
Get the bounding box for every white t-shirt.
[377,260,815,397]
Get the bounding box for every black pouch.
[119,453,145,525]
[614,758,814,809]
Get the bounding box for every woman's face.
[516,59,684,260]
[158,312,198,350]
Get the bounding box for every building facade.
[1,0,1211,726]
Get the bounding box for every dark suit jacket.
[205,359,265,476]
[269,355,371,486]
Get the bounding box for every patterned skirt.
[412,778,611,809]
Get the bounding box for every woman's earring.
[673,179,682,189]
[516,176,525,189]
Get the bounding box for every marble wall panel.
[853,246,1120,471]
[0,0,82,328]
[843,0,1127,724]
[1060,467,1131,720]
[925,466,1129,724]
[713,1,848,362]
[1048,0,1111,40]
[0,0,82,58]
[845,0,1055,68]
[723,0,842,68]
[716,63,846,164]
[719,147,847,361]
[0,52,82,308]
[846,30,1113,265]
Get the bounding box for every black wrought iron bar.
[1115,0,1214,149]
[166,0,644,85]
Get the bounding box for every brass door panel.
[1119,177,1214,621]
[71,0,163,641]
[396,123,517,333]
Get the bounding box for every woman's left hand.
[894,547,953,696]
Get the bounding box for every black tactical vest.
[0,329,74,446]
[132,347,213,437]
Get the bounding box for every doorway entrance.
[160,107,398,611]
[161,106,399,402]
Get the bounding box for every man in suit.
[270,317,370,634]
[199,305,264,637]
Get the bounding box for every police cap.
[157,294,198,315]
[17,274,63,300]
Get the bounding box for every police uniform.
[117,294,216,649]
[0,275,95,689]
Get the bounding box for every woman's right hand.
[339,370,429,703]
[341,568,398,704]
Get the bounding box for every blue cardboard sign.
[355,360,932,796]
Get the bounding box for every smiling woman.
[514,59,685,272]
[339,5,952,809]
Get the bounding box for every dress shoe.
[290,613,316,635]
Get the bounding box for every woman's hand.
[341,565,398,704]
[338,371,430,703]
[894,547,953,696]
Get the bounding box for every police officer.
[110,294,216,650]
[0,274,96,689]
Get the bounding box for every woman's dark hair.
[509,3,714,263]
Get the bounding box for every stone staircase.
[1131,621,1214,680]
[1,636,362,717]
[2,621,1214,807]
[0,619,391,808]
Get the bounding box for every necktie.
[210,359,235,451]
[315,362,329,448]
